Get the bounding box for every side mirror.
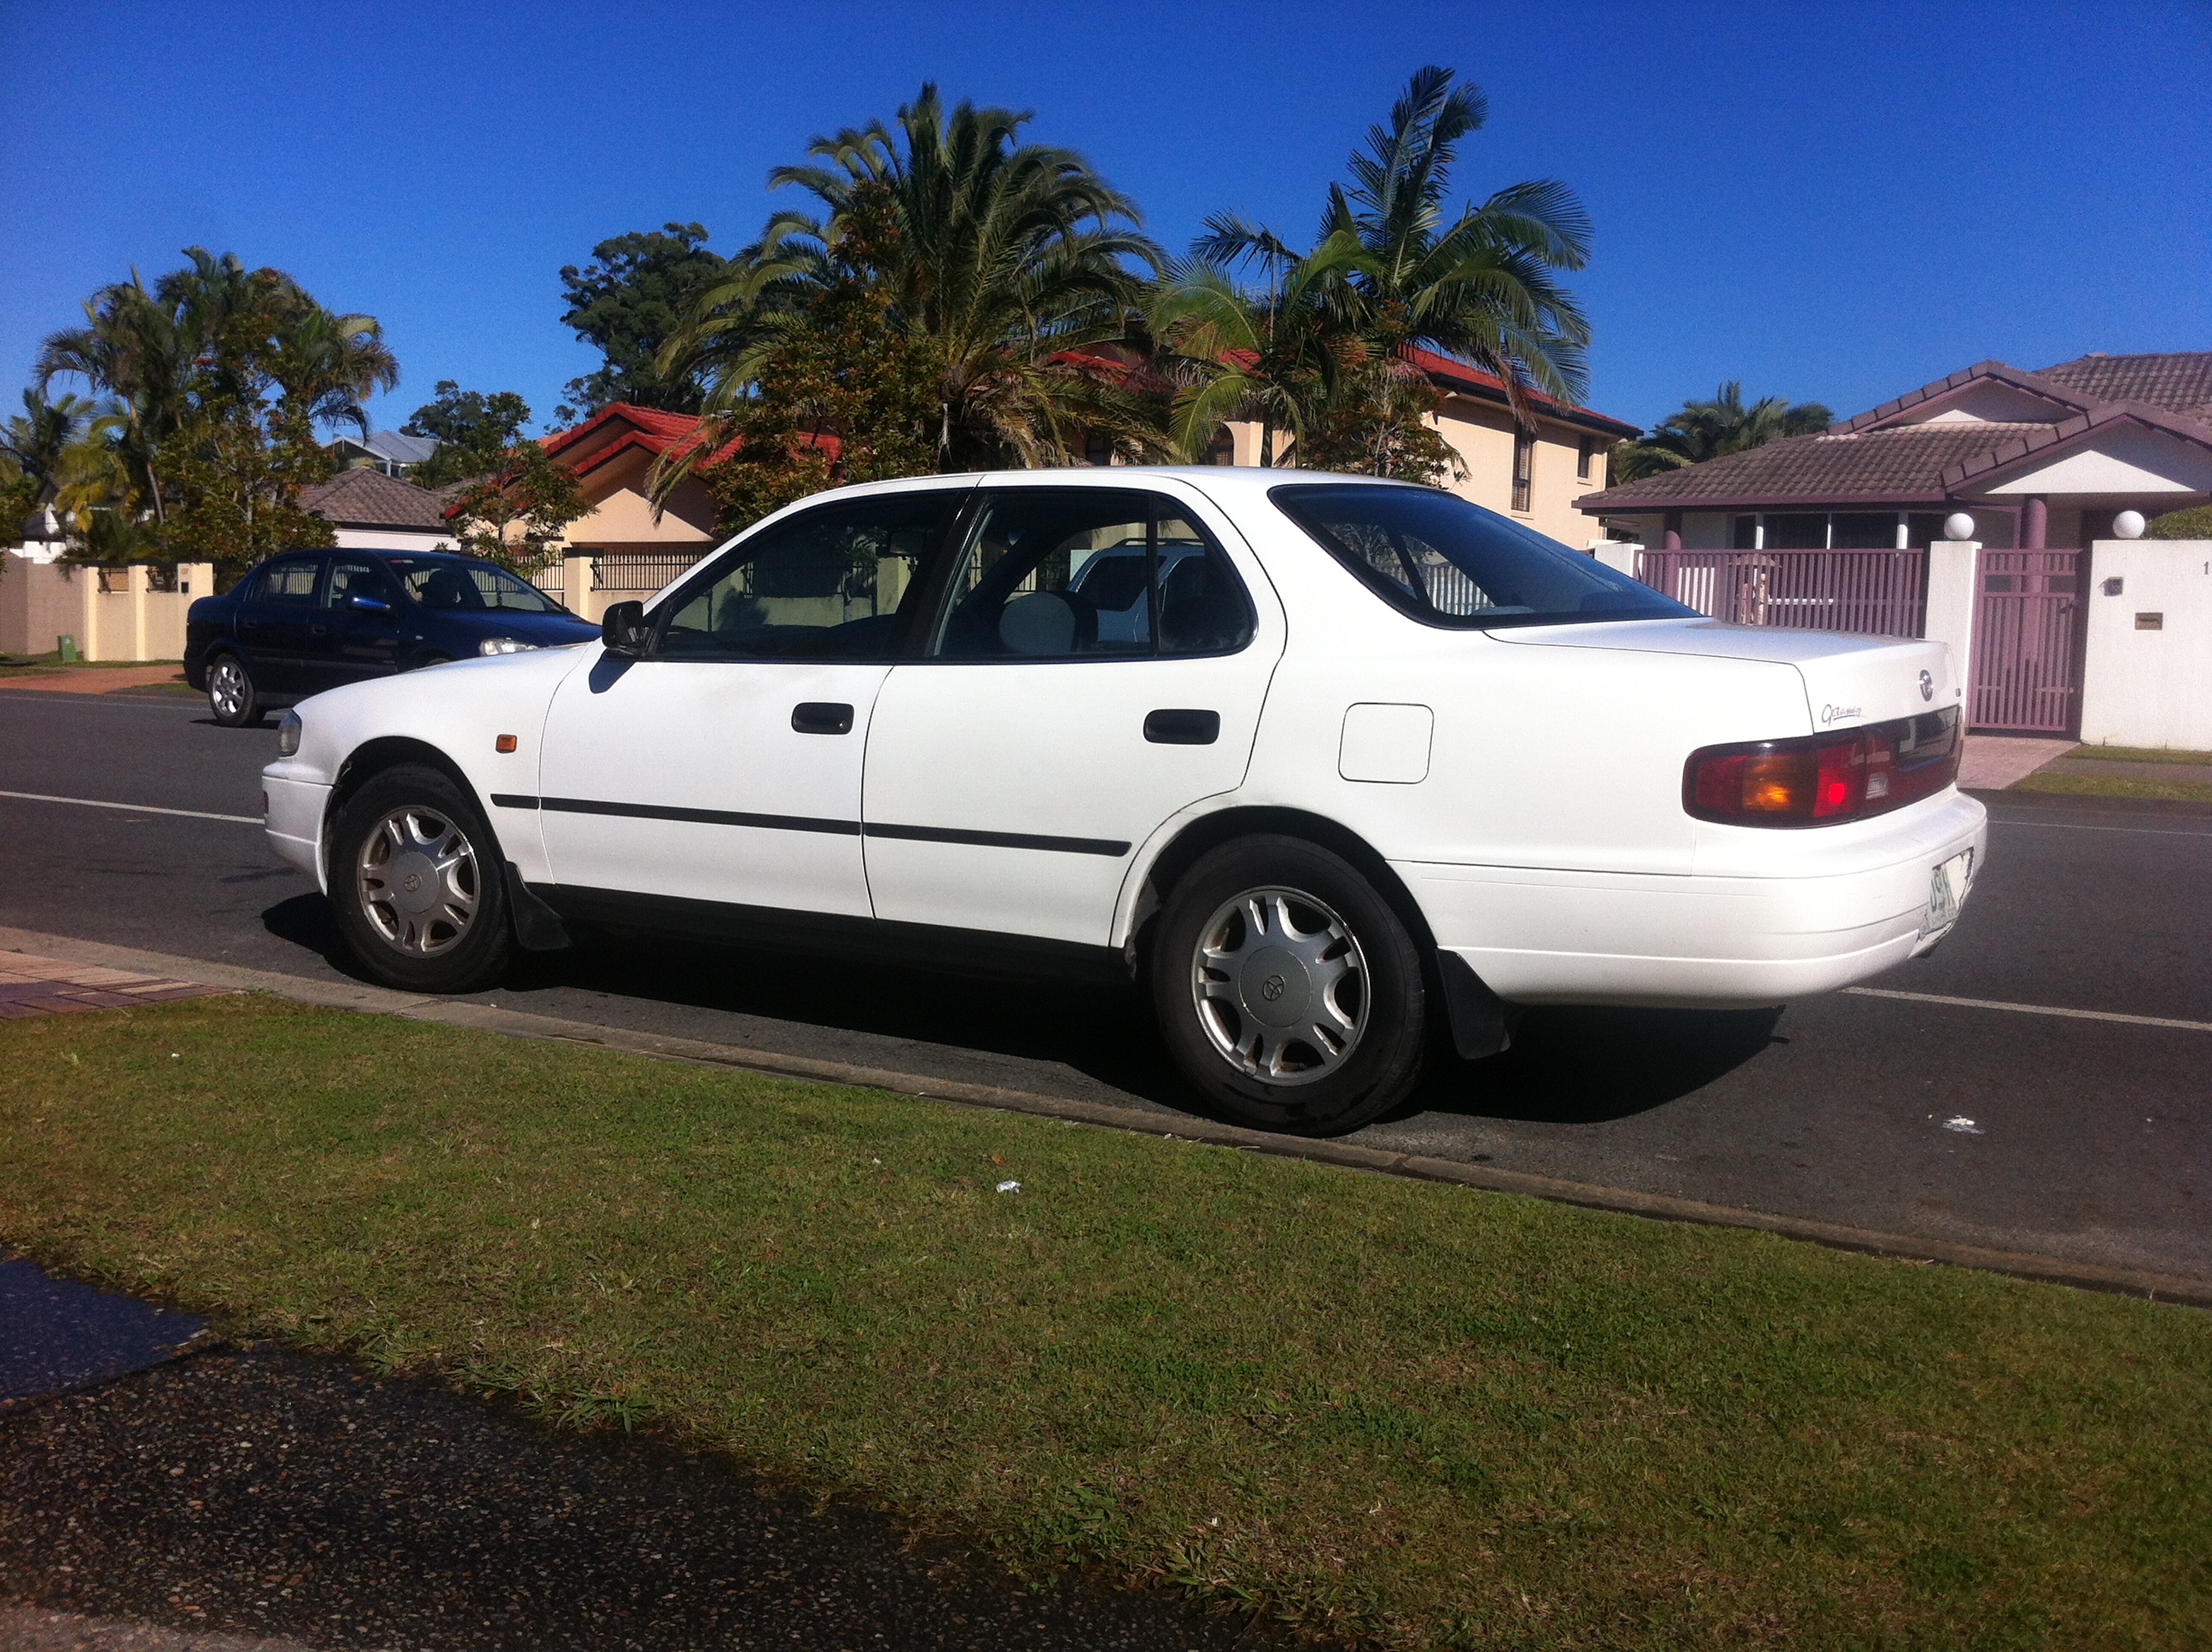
[601,600,649,657]
[348,594,392,614]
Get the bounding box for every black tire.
[206,652,261,727]
[1150,835,1428,1137]
[328,764,513,994]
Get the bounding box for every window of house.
[1732,515,1759,550]
[1831,512,1901,549]
[656,491,963,660]
[1577,434,1593,479]
[1511,431,1534,513]
[1084,432,1113,467]
[1764,513,1828,550]
[928,489,1254,660]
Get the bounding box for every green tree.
[1,388,103,532]
[1610,382,1834,483]
[692,187,944,532]
[666,84,1163,475]
[36,248,391,575]
[1183,66,1592,476]
[2145,503,2212,538]
[445,440,589,573]
[402,381,534,486]
[556,224,729,419]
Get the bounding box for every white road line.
[1842,986,2212,1034]
[0,789,259,825]
[1989,817,2212,839]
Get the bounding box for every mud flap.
[504,862,573,951]
[1436,950,1516,1061]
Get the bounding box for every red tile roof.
[1399,346,1639,437]
[1579,352,2212,514]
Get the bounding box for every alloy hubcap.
[356,805,480,957]
[210,660,245,717]
[1191,886,1369,1085]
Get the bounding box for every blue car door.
[235,555,323,692]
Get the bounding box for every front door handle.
[792,701,855,736]
[1144,708,1220,745]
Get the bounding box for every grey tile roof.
[300,467,452,530]
[2035,352,2212,421]
[1577,424,2058,509]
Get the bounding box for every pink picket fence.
[1633,549,1929,637]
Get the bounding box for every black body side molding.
[1435,950,1516,1061]
[503,863,574,951]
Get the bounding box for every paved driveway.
[2,685,2205,1283]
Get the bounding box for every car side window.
[325,559,390,608]
[253,558,321,604]
[926,489,1254,660]
[655,491,962,661]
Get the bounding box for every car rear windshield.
[1270,483,1693,630]
[385,557,560,614]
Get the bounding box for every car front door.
[307,556,405,688]
[533,486,970,926]
[235,555,323,693]
[861,483,1284,949]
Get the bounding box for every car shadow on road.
[1394,1004,1787,1126]
[262,894,1785,1134]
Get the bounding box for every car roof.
[793,466,1429,505]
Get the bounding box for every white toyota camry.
[263,468,1984,1135]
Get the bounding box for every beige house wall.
[1,557,213,660]
[1222,398,1617,549]
[547,447,720,560]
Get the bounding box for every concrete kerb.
[3,923,2206,1312]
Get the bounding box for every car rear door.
[861,482,1284,949]
[532,486,969,926]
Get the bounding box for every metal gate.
[1635,549,1927,636]
[1970,550,2081,732]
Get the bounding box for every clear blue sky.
[3,0,2205,437]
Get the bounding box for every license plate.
[1920,849,1975,939]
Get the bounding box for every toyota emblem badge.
[1918,668,1934,702]
[1260,974,1286,1002]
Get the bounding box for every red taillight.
[1685,709,1959,827]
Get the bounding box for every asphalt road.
[2,684,2206,1283]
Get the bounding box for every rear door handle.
[1144,708,1220,745]
[791,701,855,736]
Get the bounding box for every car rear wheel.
[1150,835,1428,1137]
[207,654,261,728]
[329,765,512,993]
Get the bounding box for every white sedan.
[263,468,1984,1135]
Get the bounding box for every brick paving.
[0,954,228,1021]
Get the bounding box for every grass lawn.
[3,996,2207,1649]
[2065,747,2212,766]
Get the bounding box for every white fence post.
[1923,538,1980,708]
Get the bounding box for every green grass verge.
[2065,746,2212,767]
[2016,773,2212,803]
[3,996,2208,1649]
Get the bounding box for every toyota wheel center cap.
[389,852,439,915]
[1241,945,1310,1027]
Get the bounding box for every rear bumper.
[1401,793,1988,1009]
[263,771,329,891]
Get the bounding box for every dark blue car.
[183,547,600,726]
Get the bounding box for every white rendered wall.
[2078,539,2212,751]
[1923,539,1979,701]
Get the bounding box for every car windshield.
[1271,484,1693,630]
[386,556,562,614]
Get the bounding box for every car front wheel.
[207,654,261,727]
[329,765,513,993]
[1150,835,1428,1137]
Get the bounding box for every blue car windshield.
[387,556,561,614]
[1271,483,1693,630]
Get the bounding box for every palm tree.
[0,388,102,503]
[36,273,192,525]
[1149,233,1371,466]
[664,83,1164,479]
[1197,66,1594,428]
[1610,382,1834,482]
[266,305,400,439]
